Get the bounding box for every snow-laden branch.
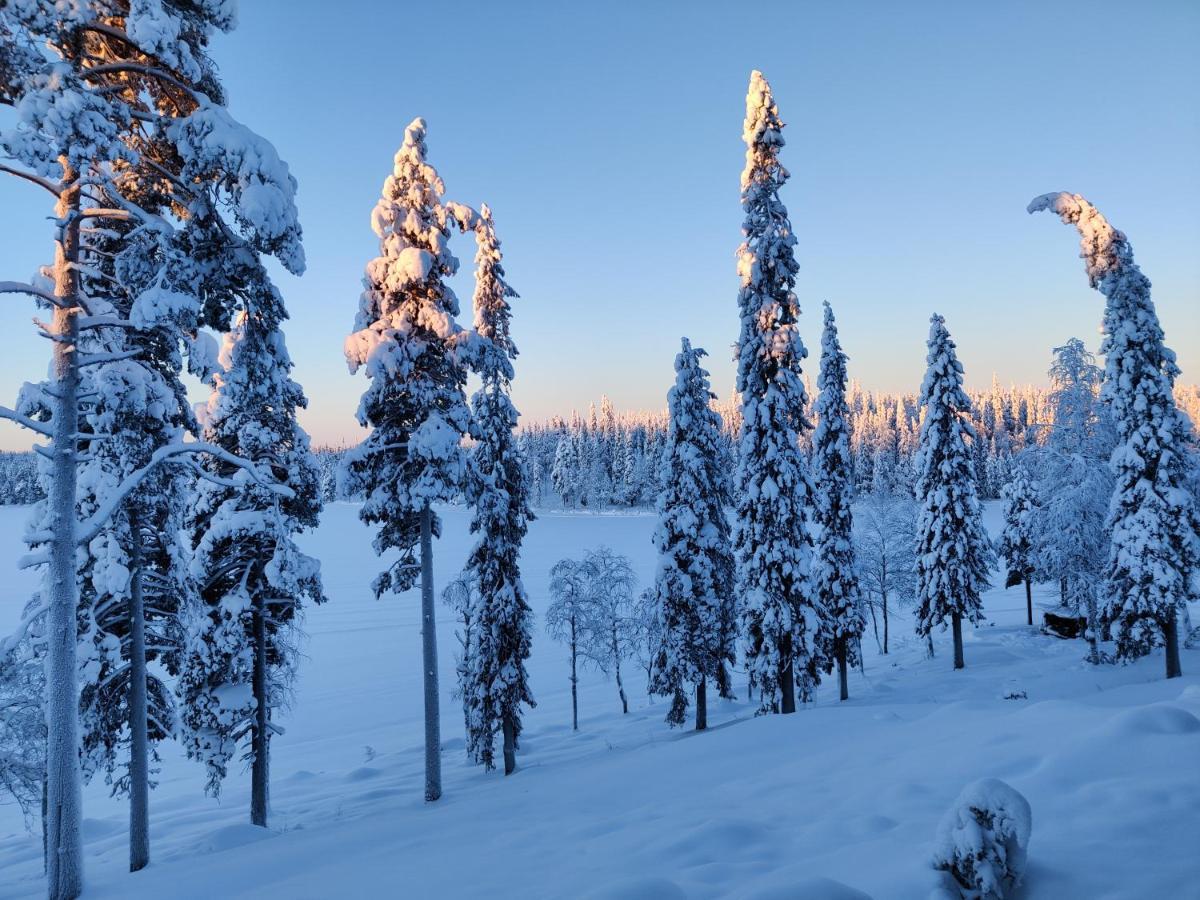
[80,62,202,105]
[0,602,48,656]
[0,163,61,197]
[77,441,294,546]
[77,349,142,368]
[77,316,138,330]
[0,405,53,437]
[1026,192,1126,289]
[0,281,62,306]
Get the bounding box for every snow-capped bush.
[932,778,1032,899]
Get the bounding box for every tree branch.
[0,405,53,438]
[77,441,295,545]
[0,164,61,198]
[0,281,62,307]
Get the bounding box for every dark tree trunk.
[779,634,796,714]
[882,590,889,655]
[420,505,442,802]
[1165,609,1182,679]
[866,595,881,653]
[615,666,628,713]
[502,715,516,776]
[1024,576,1033,626]
[952,611,964,670]
[695,679,707,731]
[127,520,149,870]
[1059,577,1067,607]
[569,614,579,730]
[837,639,849,702]
[251,588,269,827]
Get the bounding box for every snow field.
[0,501,1197,898]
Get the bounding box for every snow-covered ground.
[1,501,1197,899]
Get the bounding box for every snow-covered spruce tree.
[733,70,820,714]
[459,205,534,775]
[181,292,324,828]
[344,120,474,800]
[997,461,1038,626]
[1,4,300,889]
[914,315,993,670]
[649,338,736,730]
[811,303,865,701]
[1029,193,1199,678]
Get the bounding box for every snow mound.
[1106,704,1200,736]
[744,877,873,900]
[931,778,1031,899]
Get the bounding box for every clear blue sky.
[2,0,1197,450]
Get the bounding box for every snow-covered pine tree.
[914,315,993,669]
[811,302,865,701]
[733,71,820,714]
[344,120,473,800]
[649,338,736,730]
[459,205,534,775]
[1029,193,1199,678]
[997,461,1038,626]
[181,289,324,828]
[1,5,301,889]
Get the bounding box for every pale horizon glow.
[1,0,1198,451]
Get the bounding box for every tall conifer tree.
[344,120,473,800]
[181,293,324,828]
[1029,193,1199,677]
[733,71,820,714]
[459,206,534,775]
[811,302,864,701]
[650,338,736,729]
[914,315,993,669]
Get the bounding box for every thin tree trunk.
[250,589,269,827]
[882,590,889,655]
[1024,576,1033,626]
[695,679,707,731]
[1085,590,1100,665]
[952,611,964,670]
[1059,577,1067,607]
[1164,608,1182,679]
[127,517,149,870]
[779,634,796,714]
[866,595,881,653]
[46,162,84,900]
[569,617,578,731]
[41,769,47,875]
[501,715,516,776]
[615,660,628,714]
[837,638,849,702]
[420,504,442,801]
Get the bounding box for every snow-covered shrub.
[932,778,1032,899]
